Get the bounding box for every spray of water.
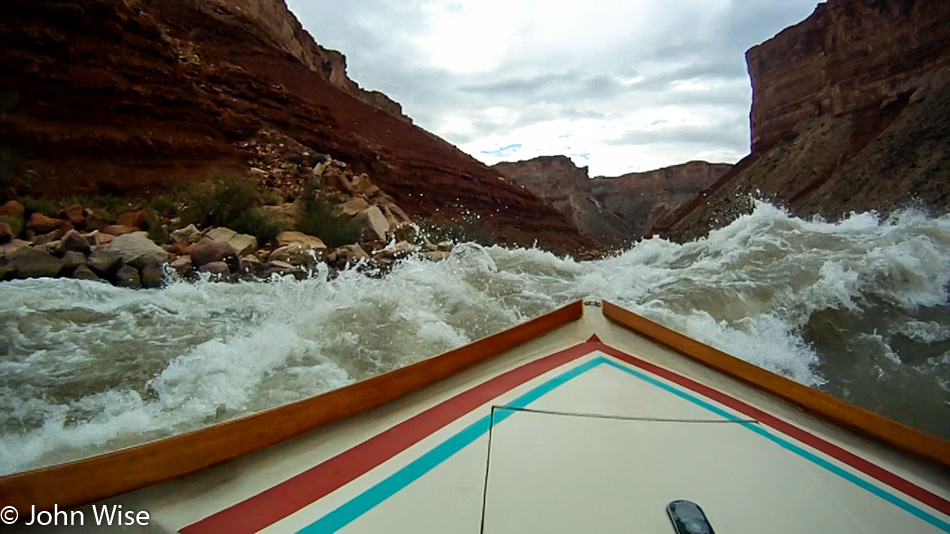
[1,202,948,474]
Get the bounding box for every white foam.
[1,202,948,473]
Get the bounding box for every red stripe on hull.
[183,339,948,532]
[182,341,599,533]
[593,342,950,516]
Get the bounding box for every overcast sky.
[286,0,818,176]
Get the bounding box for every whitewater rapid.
[1,202,948,474]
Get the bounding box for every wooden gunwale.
[0,300,584,515]
[602,300,950,467]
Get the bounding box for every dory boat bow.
[1,300,947,532]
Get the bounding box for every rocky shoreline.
[0,216,457,289]
[0,137,471,288]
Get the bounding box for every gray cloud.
[286,0,818,175]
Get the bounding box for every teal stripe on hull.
[300,355,949,533]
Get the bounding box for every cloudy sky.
[286,0,818,176]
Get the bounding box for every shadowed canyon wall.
[656,0,950,241]
[0,0,594,252]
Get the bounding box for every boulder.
[0,200,25,219]
[0,221,12,244]
[41,240,61,254]
[208,227,257,255]
[33,229,66,246]
[170,255,193,275]
[1,239,32,259]
[323,166,351,192]
[140,262,166,289]
[102,225,138,236]
[339,197,370,217]
[238,255,262,276]
[56,230,92,256]
[228,233,257,256]
[392,240,416,257]
[71,264,102,282]
[115,265,141,288]
[380,202,411,227]
[375,240,417,262]
[353,206,390,241]
[169,224,201,244]
[386,203,411,223]
[262,202,298,229]
[391,223,421,243]
[166,242,191,255]
[426,250,449,262]
[199,261,230,277]
[275,231,327,251]
[83,210,104,230]
[61,250,87,272]
[61,204,84,225]
[12,247,65,279]
[109,233,169,269]
[25,213,66,234]
[336,244,369,263]
[206,227,237,242]
[87,249,124,277]
[83,230,115,248]
[262,260,303,278]
[269,243,320,267]
[312,161,328,179]
[116,210,146,229]
[349,173,380,197]
[190,237,236,266]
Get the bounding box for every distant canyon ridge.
[1,0,947,253]
[492,158,731,246]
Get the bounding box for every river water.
[1,202,948,474]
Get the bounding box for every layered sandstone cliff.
[199,0,408,121]
[493,157,729,244]
[658,0,950,241]
[748,0,949,153]
[0,0,593,252]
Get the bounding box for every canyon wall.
[748,0,949,154]
[200,0,407,121]
[493,157,729,244]
[0,0,593,253]
[657,0,950,241]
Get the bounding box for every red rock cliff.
[748,0,950,153]
[193,0,408,122]
[658,0,950,241]
[0,0,593,252]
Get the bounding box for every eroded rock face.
[493,157,730,243]
[658,0,950,241]
[747,0,950,154]
[0,0,593,254]
[200,0,408,121]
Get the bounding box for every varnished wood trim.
[0,300,584,514]
[602,300,950,467]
